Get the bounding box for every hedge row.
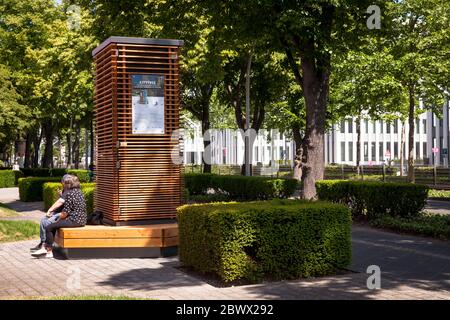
[20,168,90,182]
[316,180,429,218]
[177,200,352,283]
[0,170,24,188]
[18,177,62,202]
[43,182,95,214]
[184,173,298,200]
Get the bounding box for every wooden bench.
[54,223,178,259]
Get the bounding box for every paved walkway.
[0,188,43,222]
[425,199,450,215]
[0,187,449,299]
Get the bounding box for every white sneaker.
[31,247,47,257]
[45,251,53,259]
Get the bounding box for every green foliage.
[177,200,352,283]
[43,182,95,214]
[18,177,61,202]
[184,173,298,200]
[21,168,67,177]
[428,189,450,199]
[0,220,40,243]
[371,213,450,241]
[316,180,429,218]
[0,170,22,188]
[66,170,90,183]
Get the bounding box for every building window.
[394,142,398,158]
[340,120,345,133]
[279,147,284,160]
[373,120,376,134]
[393,120,398,134]
[416,142,420,159]
[348,119,353,133]
[341,142,346,162]
[365,119,369,134]
[387,122,391,134]
[416,119,420,134]
[423,119,427,134]
[371,142,376,161]
[380,120,383,134]
[379,142,383,161]
[386,142,391,157]
[348,142,353,162]
[423,142,427,158]
[364,142,368,161]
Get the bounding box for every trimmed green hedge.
[0,170,23,188]
[428,189,450,200]
[18,177,62,202]
[177,200,352,283]
[184,173,298,200]
[316,180,429,218]
[20,168,90,182]
[43,182,95,214]
[20,168,67,177]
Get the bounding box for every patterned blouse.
[61,188,87,225]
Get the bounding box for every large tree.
[204,0,383,198]
[385,0,450,182]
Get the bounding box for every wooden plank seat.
[53,223,179,258]
[55,224,178,249]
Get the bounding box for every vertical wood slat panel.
[93,39,183,225]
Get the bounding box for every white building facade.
[182,101,449,167]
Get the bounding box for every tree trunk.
[293,127,303,180]
[41,121,54,168]
[66,133,72,168]
[300,58,330,200]
[24,132,32,168]
[201,101,212,174]
[73,123,81,169]
[407,87,415,183]
[400,121,406,177]
[90,119,95,166]
[32,128,42,168]
[356,117,361,177]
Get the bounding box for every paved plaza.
[0,188,450,300]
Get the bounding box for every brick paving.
[0,238,448,300]
[1,187,450,300]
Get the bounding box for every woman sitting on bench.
[32,174,87,259]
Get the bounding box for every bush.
[184,174,299,200]
[18,177,62,202]
[316,180,429,218]
[20,168,67,177]
[43,182,95,214]
[0,170,23,188]
[370,213,450,241]
[66,170,90,183]
[184,173,214,195]
[177,200,351,283]
[428,189,450,200]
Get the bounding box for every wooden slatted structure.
[92,37,184,226]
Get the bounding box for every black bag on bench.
[87,211,103,225]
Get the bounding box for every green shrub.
[370,213,450,241]
[428,189,450,200]
[0,170,19,188]
[66,170,90,183]
[184,173,215,195]
[20,168,66,177]
[177,200,351,283]
[43,182,95,214]
[18,177,62,202]
[316,180,429,218]
[184,173,298,200]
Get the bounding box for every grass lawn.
[0,203,19,218]
[370,212,450,241]
[0,220,40,243]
